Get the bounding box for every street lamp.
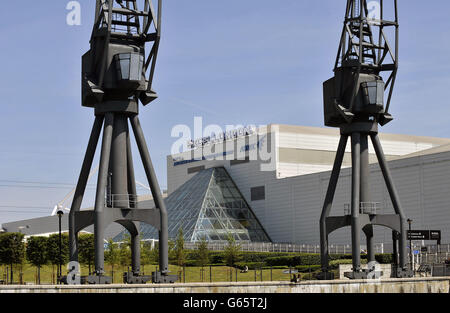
[407,219,413,273]
[57,208,64,284]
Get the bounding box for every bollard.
[210,265,212,283]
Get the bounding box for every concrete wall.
[0,278,448,293]
[338,264,392,280]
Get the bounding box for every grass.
[0,263,322,285]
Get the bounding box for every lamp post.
[57,208,64,284]
[407,219,413,273]
[17,226,28,285]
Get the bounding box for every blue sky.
[0,0,449,224]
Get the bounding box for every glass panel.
[120,58,130,80]
[113,167,270,244]
[129,53,140,81]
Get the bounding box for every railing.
[183,242,450,256]
[360,202,381,215]
[105,194,139,208]
[344,202,381,215]
[182,242,387,255]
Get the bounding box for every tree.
[105,239,119,282]
[140,241,153,274]
[150,243,159,265]
[47,233,69,282]
[119,234,131,272]
[224,234,241,267]
[195,237,210,268]
[174,228,185,267]
[26,236,49,284]
[168,239,176,259]
[78,233,95,274]
[0,232,25,283]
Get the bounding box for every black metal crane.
[318,0,413,280]
[67,0,177,284]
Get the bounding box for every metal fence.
[173,265,314,284]
[183,242,387,254]
[184,242,450,256]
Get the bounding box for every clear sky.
[0,0,449,225]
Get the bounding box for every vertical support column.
[360,134,375,263]
[126,121,137,209]
[69,116,104,262]
[371,133,408,270]
[110,114,129,209]
[392,231,399,267]
[126,121,141,275]
[320,135,348,272]
[94,113,114,275]
[130,115,169,274]
[131,229,141,275]
[351,132,361,272]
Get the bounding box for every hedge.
[375,253,393,264]
[264,253,392,267]
[178,251,393,267]
[235,262,265,270]
[328,259,368,270]
[265,254,323,267]
[240,252,291,263]
[296,265,321,273]
[202,252,292,265]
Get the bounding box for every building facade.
[166,124,450,245]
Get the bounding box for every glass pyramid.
[113,167,271,243]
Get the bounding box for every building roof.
[400,143,450,159]
[1,211,123,239]
[274,124,450,147]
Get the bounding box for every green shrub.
[328,259,369,269]
[183,251,394,267]
[209,253,225,265]
[296,265,321,273]
[265,256,297,267]
[298,254,321,265]
[265,254,322,267]
[240,252,290,263]
[183,259,199,267]
[375,253,393,264]
[329,254,353,261]
[198,252,292,265]
[235,262,265,270]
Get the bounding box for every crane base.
[152,271,178,284]
[123,271,152,284]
